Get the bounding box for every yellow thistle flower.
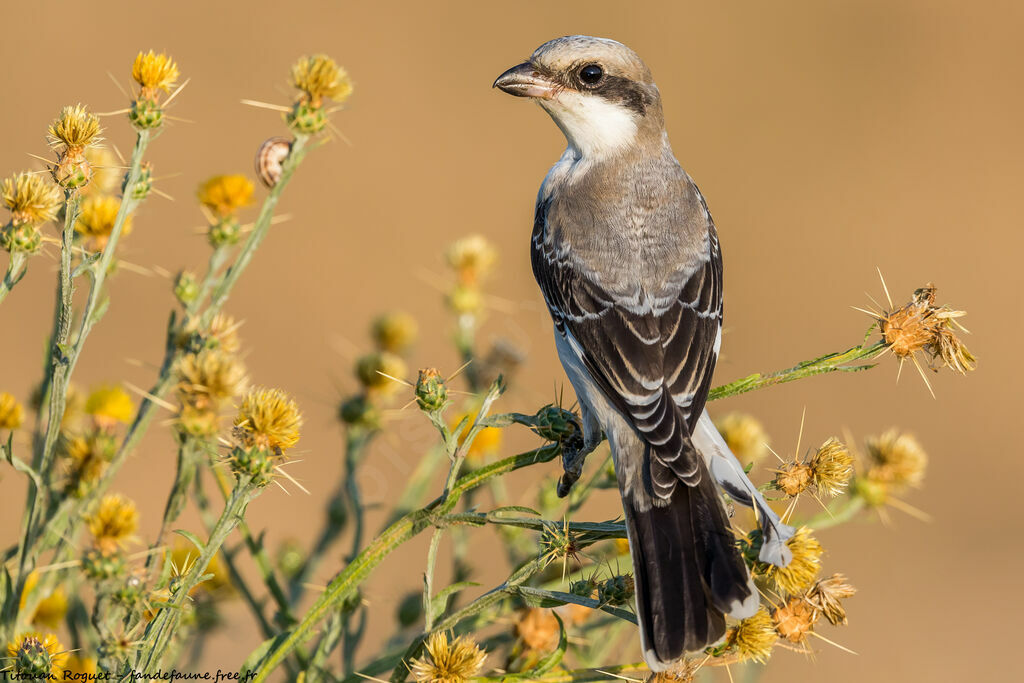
[85,384,134,428]
[206,313,242,353]
[409,631,487,683]
[63,654,98,675]
[772,596,817,644]
[726,606,778,663]
[2,173,63,226]
[82,147,121,196]
[132,50,180,96]
[865,429,927,489]
[6,632,68,676]
[355,351,408,396]
[62,431,116,495]
[86,493,139,551]
[176,349,248,410]
[451,410,502,463]
[714,412,770,467]
[0,391,24,429]
[805,573,857,626]
[48,105,102,151]
[197,174,254,217]
[808,437,854,497]
[290,54,353,106]
[372,312,418,354]
[764,526,823,595]
[515,608,560,652]
[446,234,497,285]
[31,587,68,630]
[75,195,133,249]
[168,544,233,596]
[233,387,303,454]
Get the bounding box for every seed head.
[773,462,812,497]
[0,391,24,429]
[866,429,927,489]
[764,526,823,595]
[2,173,62,226]
[772,596,818,644]
[197,174,254,218]
[132,50,180,97]
[85,384,134,429]
[726,607,778,663]
[809,437,854,497]
[446,234,496,285]
[233,386,303,454]
[714,412,770,467]
[806,573,857,625]
[48,104,102,151]
[86,493,139,552]
[372,311,418,354]
[409,631,487,683]
[6,632,67,677]
[76,195,133,250]
[290,54,353,107]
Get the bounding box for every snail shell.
[255,136,293,188]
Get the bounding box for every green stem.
[801,494,865,530]
[474,662,649,682]
[0,250,28,304]
[422,527,443,632]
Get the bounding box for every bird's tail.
[619,440,758,672]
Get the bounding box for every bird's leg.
[557,405,603,497]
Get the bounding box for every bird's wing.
[531,195,722,498]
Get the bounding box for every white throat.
[541,92,639,160]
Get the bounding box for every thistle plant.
[0,47,976,683]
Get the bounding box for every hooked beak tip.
[493,62,555,99]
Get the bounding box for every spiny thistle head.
[75,195,133,250]
[233,386,303,455]
[408,631,487,683]
[179,313,243,354]
[726,607,778,663]
[6,632,68,677]
[85,384,134,430]
[865,429,927,489]
[48,104,102,151]
[132,50,180,98]
[532,404,580,444]
[597,573,635,606]
[772,596,818,644]
[0,391,24,429]
[372,312,418,354]
[62,431,117,497]
[355,351,407,396]
[197,174,254,218]
[176,348,248,411]
[338,394,382,431]
[806,573,857,626]
[86,493,139,552]
[764,526,823,595]
[772,461,812,497]
[2,172,62,227]
[290,54,353,107]
[174,270,199,306]
[446,234,497,286]
[809,437,854,497]
[414,368,448,413]
[714,412,770,467]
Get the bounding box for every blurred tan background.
[2,1,1022,681]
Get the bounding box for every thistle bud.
[533,404,579,443]
[208,216,241,247]
[338,394,381,431]
[597,574,635,606]
[287,101,328,135]
[414,368,448,413]
[129,97,165,130]
[82,548,126,581]
[125,163,153,200]
[174,270,199,306]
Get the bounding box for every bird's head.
[494,36,663,159]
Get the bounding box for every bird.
[493,36,795,671]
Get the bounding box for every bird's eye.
[578,64,604,86]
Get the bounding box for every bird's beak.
[493,62,556,99]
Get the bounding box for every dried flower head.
[726,607,778,663]
[446,234,497,285]
[772,596,817,644]
[355,351,407,395]
[714,412,770,467]
[176,349,247,410]
[49,105,102,151]
[75,195,133,250]
[132,50,180,97]
[372,312,418,354]
[197,174,254,217]
[0,391,24,429]
[806,573,857,625]
[86,493,139,551]
[2,173,62,226]
[290,54,353,106]
[808,437,854,497]
[233,387,303,454]
[409,631,487,683]
[516,608,560,651]
[85,384,133,429]
[866,429,927,489]
[6,632,67,677]
[773,462,812,497]
[765,526,823,595]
